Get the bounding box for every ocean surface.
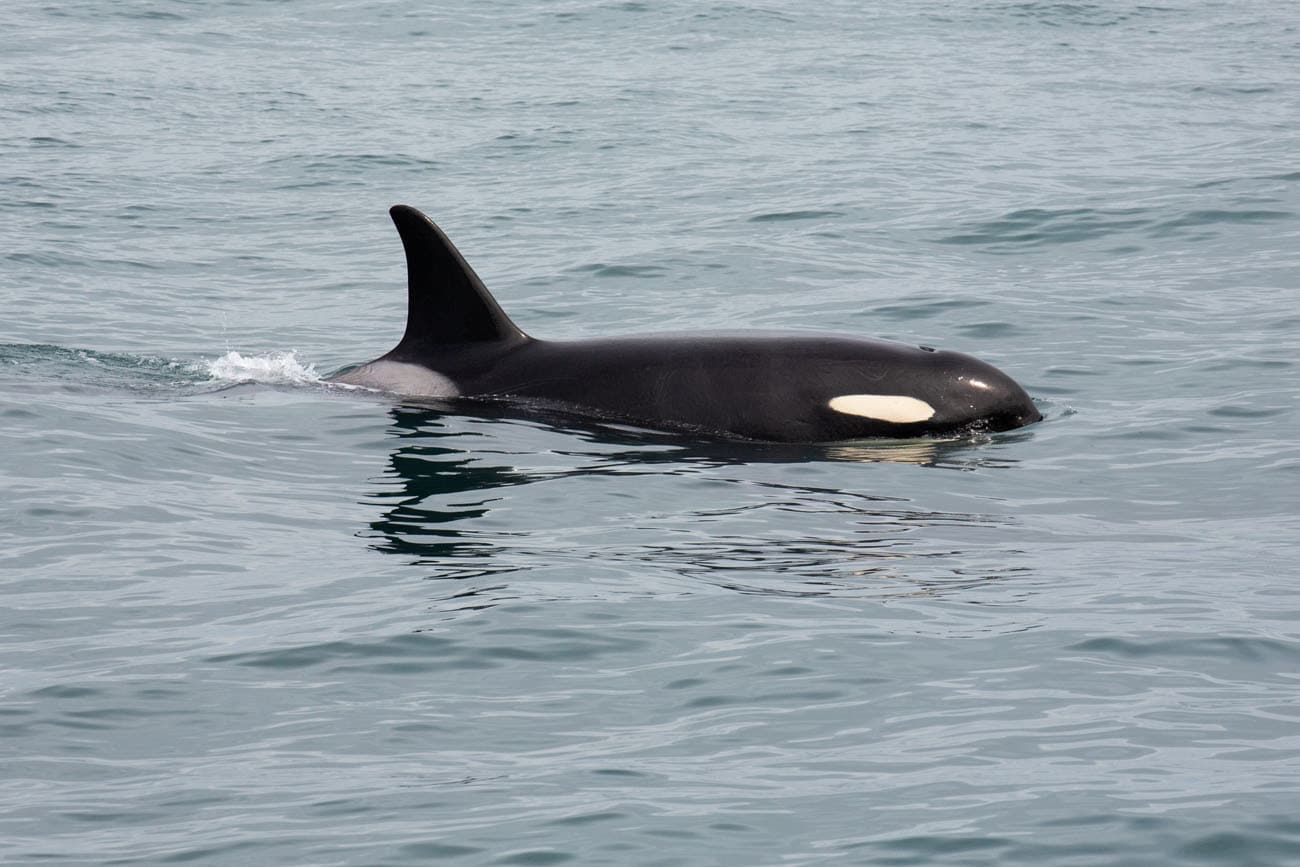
[3,1,1300,864]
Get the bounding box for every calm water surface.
[3,1,1300,864]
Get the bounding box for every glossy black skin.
[333,205,1042,444]
[383,332,1040,443]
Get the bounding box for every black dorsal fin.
[385,205,526,356]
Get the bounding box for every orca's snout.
[929,350,1040,433]
[984,396,1042,432]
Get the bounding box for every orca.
[329,205,1041,443]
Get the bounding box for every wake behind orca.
[330,205,1041,443]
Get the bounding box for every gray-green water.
[4,1,1300,864]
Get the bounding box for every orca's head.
[820,344,1039,440]
[920,348,1041,434]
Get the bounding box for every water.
[3,1,1300,864]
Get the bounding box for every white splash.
[202,351,322,386]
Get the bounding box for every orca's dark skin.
[330,205,1041,443]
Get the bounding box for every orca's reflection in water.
[364,403,1033,598]
[365,405,532,576]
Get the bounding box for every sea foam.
[202,351,322,386]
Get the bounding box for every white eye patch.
[828,394,935,424]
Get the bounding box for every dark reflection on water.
[364,404,1031,598]
[364,406,531,574]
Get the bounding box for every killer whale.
[329,205,1041,442]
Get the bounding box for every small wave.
[935,206,1151,248]
[992,1,1176,28]
[202,351,322,386]
[566,262,668,278]
[934,204,1296,251]
[0,343,202,390]
[748,210,844,223]
[1068,635,1300,663]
